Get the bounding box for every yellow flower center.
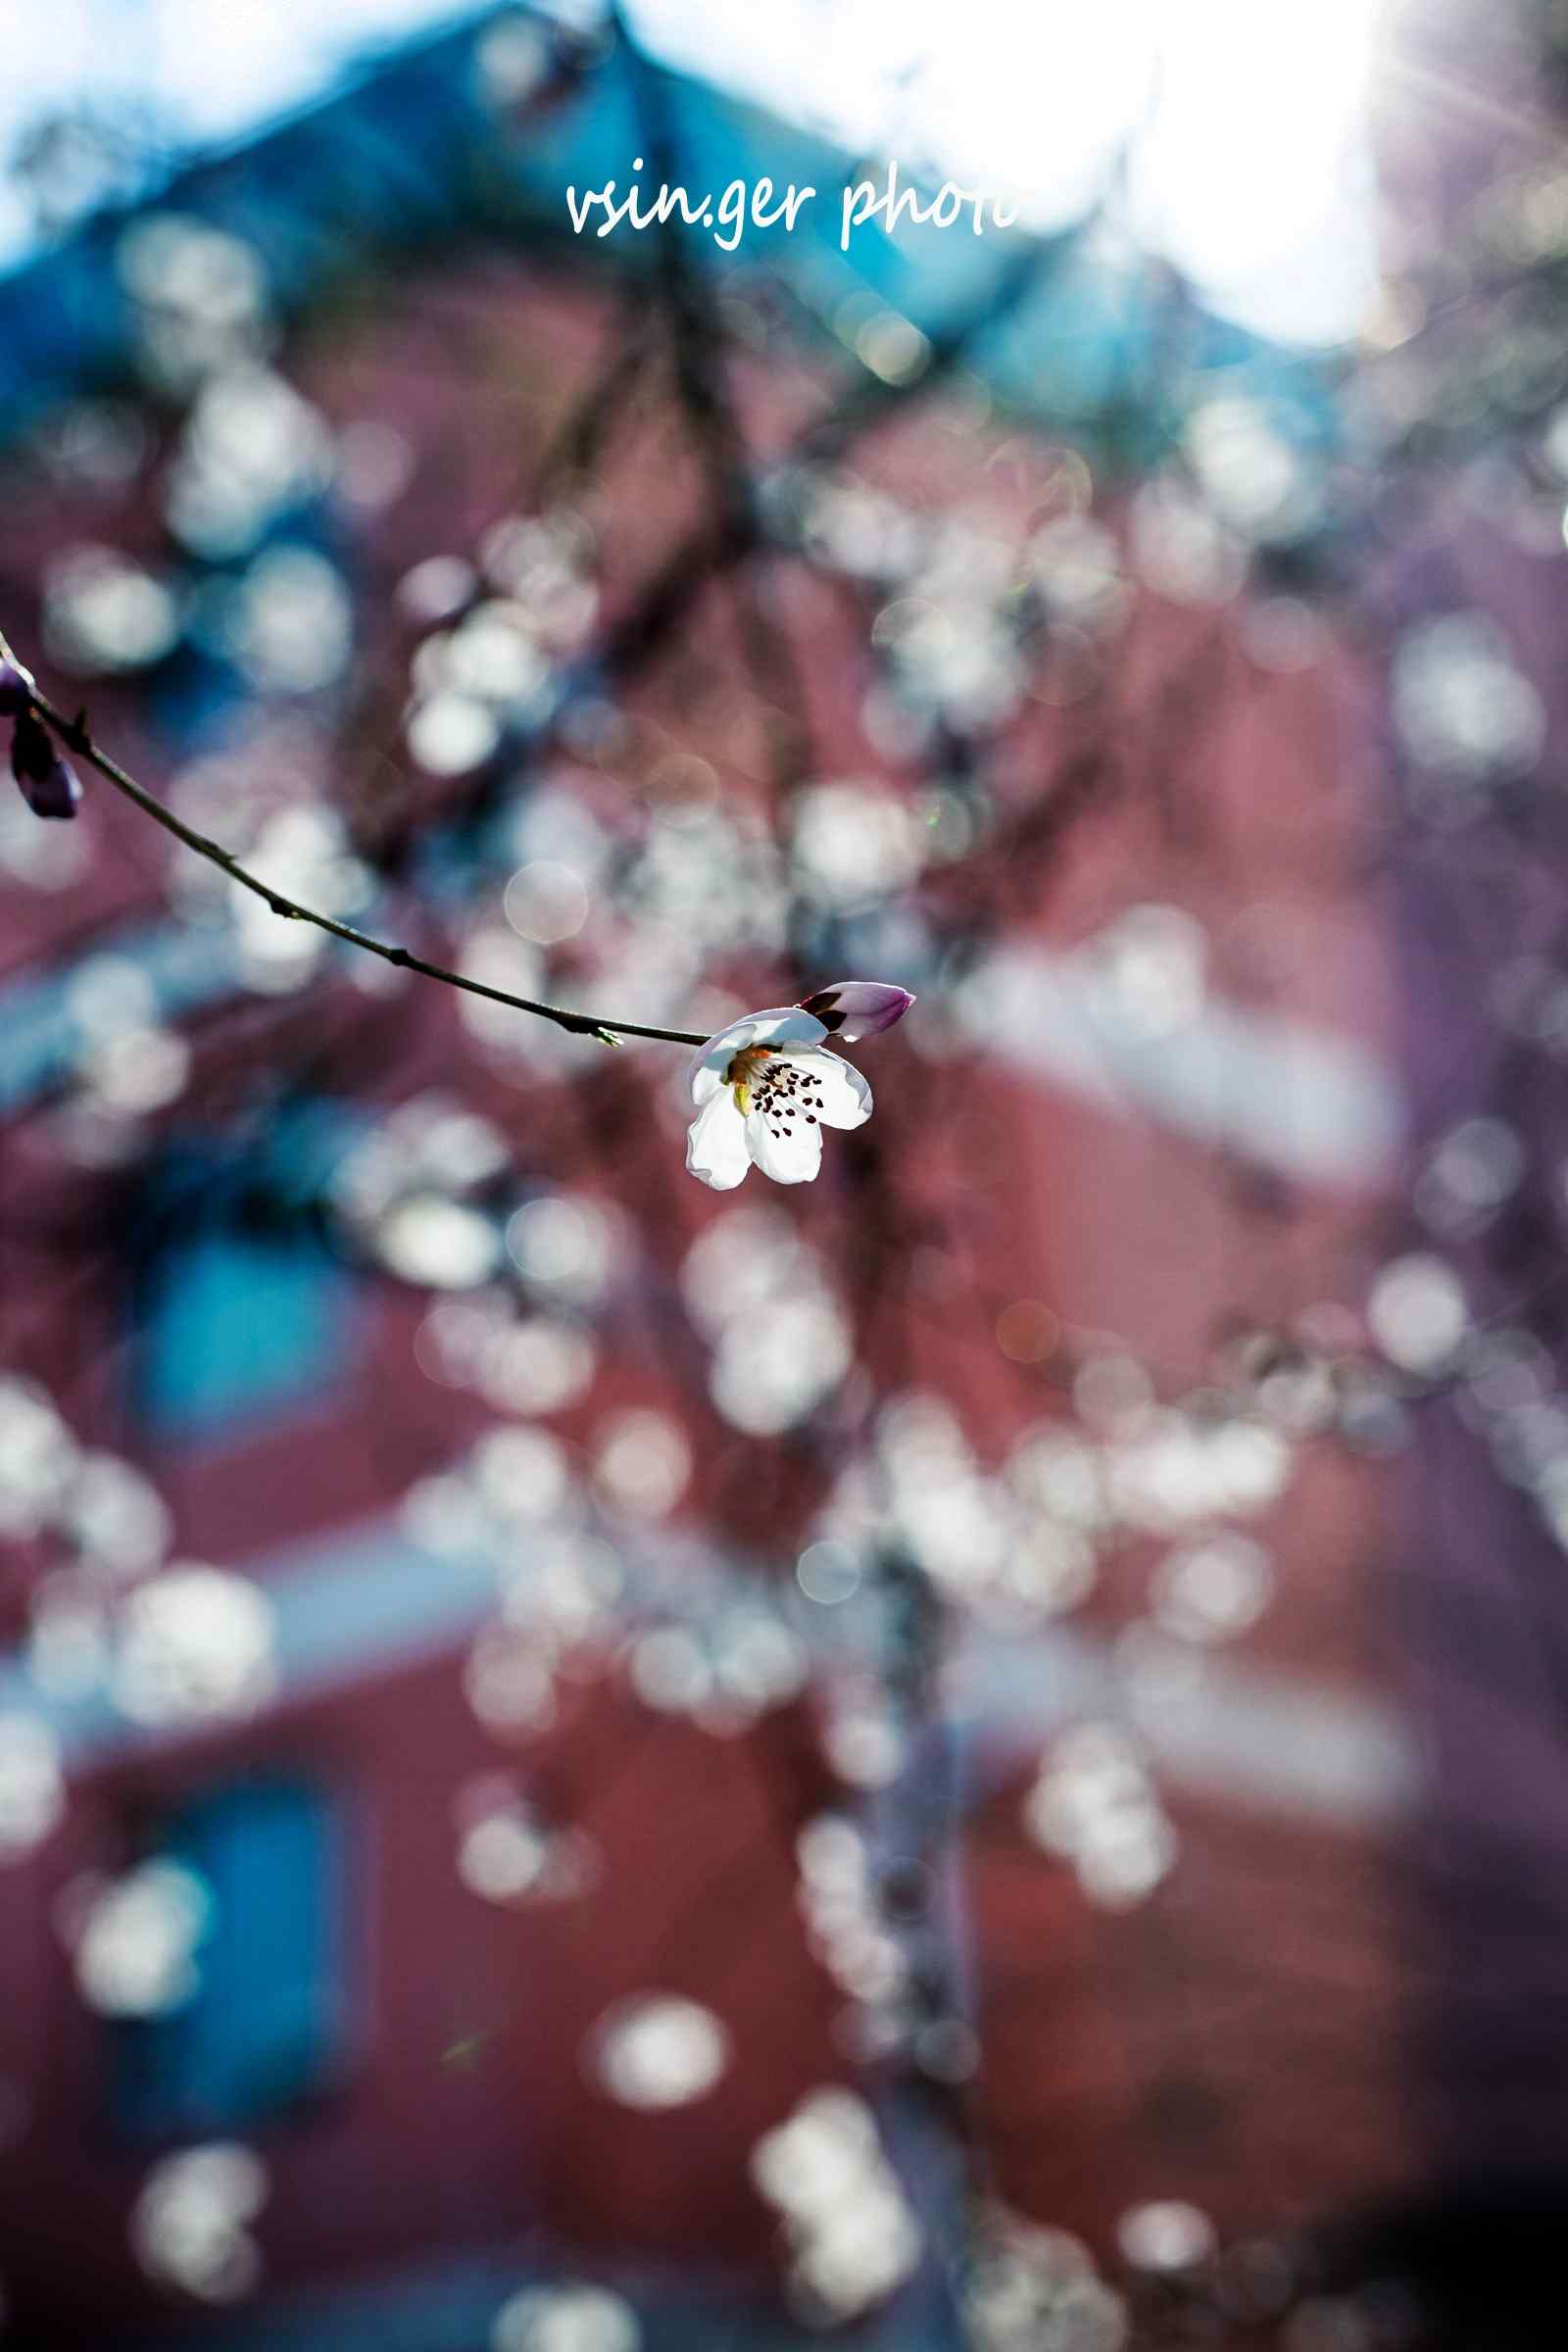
[724,1044,772,1114]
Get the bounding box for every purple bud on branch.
[11,713,82,820]
[0,657,35,715]
[798,980,915,1042]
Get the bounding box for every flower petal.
[743,1007,829,1050]
[688,1022,749,1107]
[690,1041,737,1107]
[686,1091,752,1190]
[744,1107,823,1184]
[686,1007,828,1105]
[800,1048,872,1130]
[799,981,915,1042]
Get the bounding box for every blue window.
[114,1778,345,2138]
[129,1110,359,1441]
[136,1224,350,1438]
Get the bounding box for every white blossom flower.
[685,1007,872,1190]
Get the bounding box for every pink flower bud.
[797,980,914,1042]
[11,714,82,819]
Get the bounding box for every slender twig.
[1,643,707,1050]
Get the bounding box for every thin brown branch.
[0,639,707,1051]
